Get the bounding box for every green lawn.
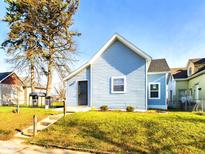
[30,111,205,154]
[0,107,56,140]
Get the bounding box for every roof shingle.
[189,58,205,64]
[148,59,170,72]
[0,72,13,82]
[171,68,187,79]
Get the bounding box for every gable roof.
[195,65,205,74]
[148,59,170,73]
[171,68,188,79]
[0,72,14,83]
[189,58,205,64]
[64,33,152,81]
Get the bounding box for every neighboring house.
[64,34,172,111]
[21,77,46,106]
[170,58,205,108]
[0,72,24,105]
[148,59,174,109]
[0,72,47,106]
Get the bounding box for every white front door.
[195,84,199,100]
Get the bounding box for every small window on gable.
[189,67,192,76]
[149,83,160,99]
[111,76,126,93]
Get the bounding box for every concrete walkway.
[0,113,90,154]
[0,138,89,154]
[15,114,65,139]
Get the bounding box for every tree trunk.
[31,63,35,92]
[46,61,53,96]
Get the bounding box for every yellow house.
[171,58,205,110]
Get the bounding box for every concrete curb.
[30,141,114,154]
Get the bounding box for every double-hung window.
[149,82,160,99]
[111,76,126,93]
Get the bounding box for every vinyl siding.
[148,73,167,109]
[66,67,90,106]
[188,73,205,100]
[91,40,146,110]
[174,80,188,102]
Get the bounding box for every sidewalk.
[0,138,89,154]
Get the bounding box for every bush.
[126,106,134,112]
[195,112,205,116]
[51,102,64,108]
[100,105,108,111]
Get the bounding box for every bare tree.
[55,83,66,102]
[33,0,80,96]
[2,0,80,97]
[2,0,43,93]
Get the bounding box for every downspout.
[90,64,92,107]
[145,60,148,111]
[0,84,2,105]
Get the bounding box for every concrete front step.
[40,121,51,126]
[14,113,67,139]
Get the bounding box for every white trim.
[148,105,167,110]
[175,78,188,81]
[90,64,93,107]
[165,73,168,105]
[111,76,126,94]
[145,60,148,110]
[64,33,152,81]
[76,79,88,82]
[148,71,170,75]
[195,83,200,100]
[64,63,90,81]
[149,82,161,99]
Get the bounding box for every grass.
[30,111,205,154]
[0,106,57,140]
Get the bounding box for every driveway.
[0,138,89,154]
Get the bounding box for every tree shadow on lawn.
[60,115,205,153]
[80,127,147,153]
[150,140,205,154]
[144,120,205,153]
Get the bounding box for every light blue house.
[64,34,173,111]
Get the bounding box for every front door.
[78,81,88,106]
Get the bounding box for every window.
[111,76,126,93]
[188,67,192,76]
[149,83,160,99]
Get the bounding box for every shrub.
[195,112,205,116]
[100,105,108,111]
[126,106,134,112]
[51,101,64,108]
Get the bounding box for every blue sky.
[1,0,205,73]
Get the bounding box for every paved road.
[0,139,89,154]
